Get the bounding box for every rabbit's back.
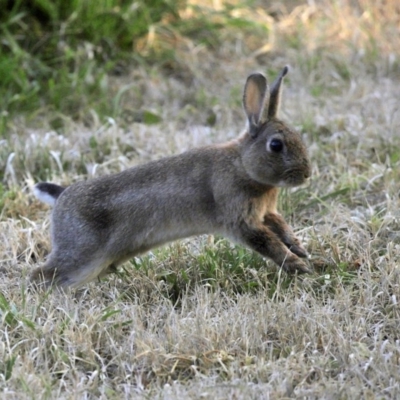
[51,147,236,256]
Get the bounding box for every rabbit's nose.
[303,165,312,180]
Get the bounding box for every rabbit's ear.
[243,73,269,138]
[268,66,289,119]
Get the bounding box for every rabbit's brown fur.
[31,66,312,289]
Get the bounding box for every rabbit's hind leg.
[30,260,60,290]
[30,252,111,290]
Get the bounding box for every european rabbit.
[32,66,311,289]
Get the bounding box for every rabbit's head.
[241,66,311,187]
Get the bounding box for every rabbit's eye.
[269,138,284,153]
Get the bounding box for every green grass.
[126,239,295,303]
[0,0,181,130]
[0,0,268,137]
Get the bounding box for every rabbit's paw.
[286,241,308,258]
[282,256,311,274]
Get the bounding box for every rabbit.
[31,66,312,289]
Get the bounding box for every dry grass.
[1,0,400,398]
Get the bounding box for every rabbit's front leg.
[237,221,310,274]
[263,213,308,258]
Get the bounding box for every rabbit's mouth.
[278,171,310,187]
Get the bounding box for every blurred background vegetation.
[0,0,268,134]
[1,0,399,136]
[0,0,179,127]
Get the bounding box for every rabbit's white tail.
[33,183,65,207]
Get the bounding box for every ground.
[1,1,400,398]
